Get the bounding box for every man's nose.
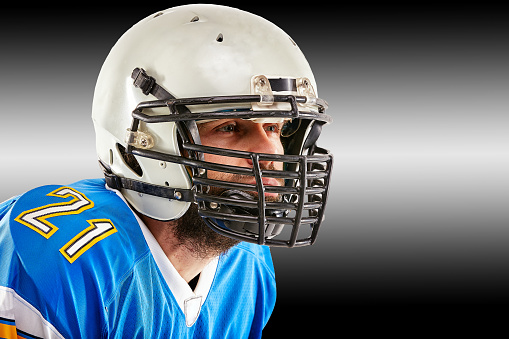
[245,124,283,167]
[248,124,282,153]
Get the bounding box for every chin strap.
[99,160,195,203]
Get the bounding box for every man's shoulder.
[0,179,153,337]
[8,179,127,240]
[3,179,118,223]
[1,178,149,289]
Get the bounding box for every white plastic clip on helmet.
[92,4,333,247]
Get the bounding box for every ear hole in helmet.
[116,143,143,177]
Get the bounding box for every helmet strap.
[99,160,194,203]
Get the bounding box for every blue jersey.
[0,179,276,338]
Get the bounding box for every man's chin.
[173,203,240,259]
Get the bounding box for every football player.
[0,4,332,338]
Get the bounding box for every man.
[0,4,332,338]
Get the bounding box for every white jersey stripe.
[0,286,65,339]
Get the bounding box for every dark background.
[1,1,508,336]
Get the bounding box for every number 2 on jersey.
[14,187,117,263]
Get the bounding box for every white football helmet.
[92,4,333,247]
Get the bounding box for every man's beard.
[172,202,240,259]
[172,171,283,259]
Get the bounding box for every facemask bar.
[125,97,332,247]
[130,95,330,124]
[111,68,333,247]
[130,138,332,247]
[194,146,332,247]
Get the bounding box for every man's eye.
[265,124,281,134]
[217,123,237,132]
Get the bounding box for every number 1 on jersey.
[60,219,117,263]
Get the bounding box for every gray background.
[1,2,508,336]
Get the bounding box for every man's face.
[197,118,285,200]
[172,118,286,257]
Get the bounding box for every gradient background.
[1,1,508,336]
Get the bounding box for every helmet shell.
[92,4,317,220]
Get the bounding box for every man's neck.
[138,214,215,284]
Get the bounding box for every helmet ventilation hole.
[153,12,164,18]
[190,16,199,22]
[216,33,224,42]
